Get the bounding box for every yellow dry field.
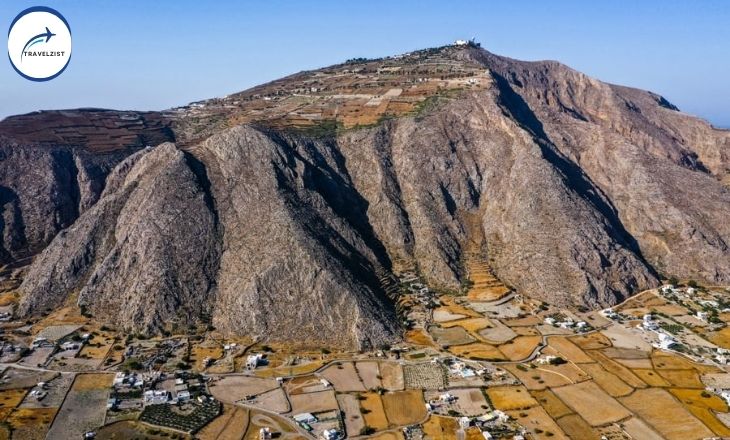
[498,336,542,361]
[620,388,714,440]
[191,344,224,371]
[552,381,631,426]
[486,386,537,411]
[513,326,539,336]
[422,415,459,440]
[72,373,113,391]
[588,351,647,388]
[617,291,665,310]
[448,343,505,361]
[707,327,730,349]
[405,329,436,347]
[581,363,633,397]
[369,432,404,440]
[254,360,325,378]
[657,369,704,388]
[360,392,390,431]
[632,369,671,387]
[78,334,115,360]
[467,285,511,302]
[381,390,427,426]
[508,405,568,440]
[548,337,594,363]
[440,318,492,334]
[651,351,697,369]
[437,297,481,318]
[0,389,28,409]
[197,404,250,440]
[532,389,573,419]
[33,305,88,327]
[505,365,570,390]
[0,407,12,422]
[556,414,601,439]
[6,407,57,431]
[569,332,612,350]
[669,388,730,437]
[503,316,543,327]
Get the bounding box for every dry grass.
[404,329,436,347]
[587,350,647,388]
[6,407,56,432]
[0,389,28,409]
[552,381,631,426]
[380,362,404,391]
[289,389,338,414]
[197,404,250,440]
[669,388,730,437]
[422,415,459,440]
[620,388,714,440]
[497,336,542,361]
[657,369,704,388]
[706,327,730,349]
[569,332,612,350]
[581,363,633,397]
[555,414,600,439]
[253,360,325,378]
[632,368,671,387]
[72,373,113,391]
[360,392,389,431]
[547,337,594,363]
[447,342,506,361]
[531,389,573,419]
[486,386,537,411]
[321,362,366,392]
[191,344,224,371]
[381,390,426,426]
[507,405,568,439]
[504,364,571,390]
[440,318,492,334]
[502,316,543,327]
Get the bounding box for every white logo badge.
[7,6,72,81]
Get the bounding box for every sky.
[1,1,728,127]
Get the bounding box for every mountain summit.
[2,44,729,348]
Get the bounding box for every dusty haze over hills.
[1,44,728,348]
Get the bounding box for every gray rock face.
[18,144,220,333]
[10,46,730,347]
[0,143,130,262]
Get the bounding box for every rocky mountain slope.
[3,44,729,348]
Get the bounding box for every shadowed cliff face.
[7,46,730,348]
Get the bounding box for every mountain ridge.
[2,44,729,348]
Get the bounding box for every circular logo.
[7,6,72,81]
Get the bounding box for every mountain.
[3,44,729,348]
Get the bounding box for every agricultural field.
[288,389,338,414]
[620,387,714,440]
[381,390,427,425]
[359,392,389,431]
[552,381,631,426]
[45,374,113,440]
[196,404,249,440]
[320,362,366,391]
[209,375,279,403]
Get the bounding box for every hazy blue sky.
[1,1,728,127]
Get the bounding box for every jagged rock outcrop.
[18,144,219,332]
[0,143,131,262]
[7,44,730,346]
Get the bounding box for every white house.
[293,413,317,424]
